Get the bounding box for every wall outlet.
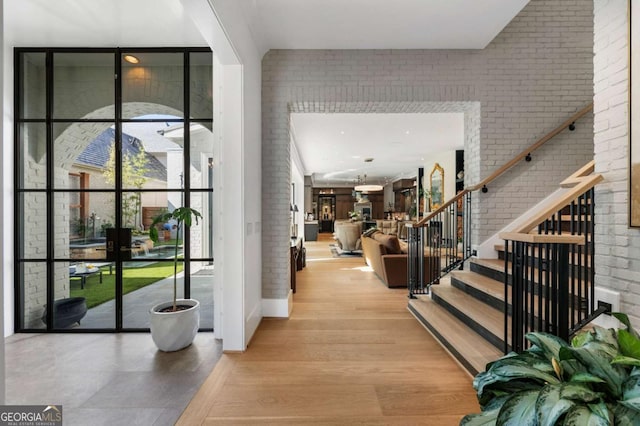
[592,287,621,329]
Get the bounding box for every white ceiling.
[291,113,464,187]
[5,0,207,47]
[241,0,529,51]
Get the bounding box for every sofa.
[361,231,439,288]
[375,219,412,239]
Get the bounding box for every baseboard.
[262,290,293,318]
[245,301,263,347]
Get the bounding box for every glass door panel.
[16,48,213,332]
[17,122,47,189]
[190,261,213,329]
[20,262,47,330]
[122,260,184,329]
[189,52,213,120]
[121,52,184,119]
[53,122,117,190]
[54,260,115,329]
[53,52,115,120]
[19,52,46,119]
[189,122,214,189]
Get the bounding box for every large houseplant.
[148,206,202,352]
[460,313,640,425]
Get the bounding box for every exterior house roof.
[74,128,167,181]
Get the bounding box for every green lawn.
[70,263,184,309]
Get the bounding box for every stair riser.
[470,262,509,284]
[431,292,507,352]
[497,251,593,278]
[450,276,511,316]
[470,261,590,309]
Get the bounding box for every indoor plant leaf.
[569,372,606,384]
[624,375,640,399]
[460,395,509,425]
[561,405,610,426]
[613,403,640,425]
[495,390,538,426]
[592,326,619,351]
[620,397,640,412]
[459,409,500,426]
[489,362,560,385]
[612,355,640,368]
[618,329,640,360]
[566,346,626,398]
[526,332,570,362]
[535,384,579,426]
[612,313,639,339]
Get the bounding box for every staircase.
[408,258,507,375]
[408,162,603,376]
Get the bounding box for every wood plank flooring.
[177,234,480,425]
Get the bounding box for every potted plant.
[461,313,640,425]
[148,206,202,352]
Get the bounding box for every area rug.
[329,243,363,258]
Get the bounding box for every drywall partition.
[262,0,595,302]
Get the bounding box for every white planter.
[149,298,200,352]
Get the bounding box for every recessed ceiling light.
[405,130,410,135]
[340,131,345,135]
[123,54,140,64]
[352,155,361,159]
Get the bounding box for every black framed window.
[15,47,214,332]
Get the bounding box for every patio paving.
[79,267,214,329]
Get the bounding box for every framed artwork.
[429,163,444,210]
[631,0,640,226]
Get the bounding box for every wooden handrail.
[467,103,593,192]
[498,232,585,245]
[413,103,593,228]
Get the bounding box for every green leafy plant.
[103,144,149,229]
[149,207,202,312]
[461,315,640,425]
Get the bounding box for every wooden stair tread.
[431,282,505,340]
[408,296,502,375]
[450,270,508,301]
[470,257,504,272]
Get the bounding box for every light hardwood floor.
[178,233,480,425]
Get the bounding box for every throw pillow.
[372,233,401,254]
[362,227,380,238]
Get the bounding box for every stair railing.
[500,163,606,353]
[407,103,593,298]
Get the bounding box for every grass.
[70,262,184,309]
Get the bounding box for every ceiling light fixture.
[354,174,383,192]
[123,54,140,64]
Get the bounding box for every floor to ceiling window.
[15,48,214,332]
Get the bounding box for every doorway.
[15,48,214,331]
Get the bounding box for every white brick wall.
[593,0,640,323]
[262,0,595,299]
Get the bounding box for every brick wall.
[593,0,640,322]
[262,0,595,299]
